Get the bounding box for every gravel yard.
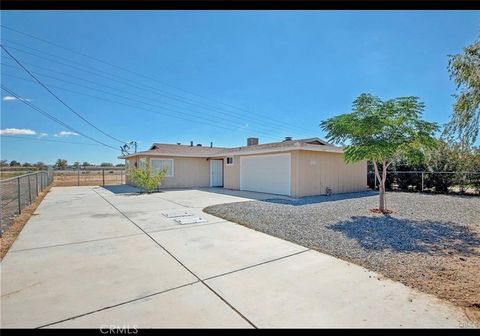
[204,191,480,321]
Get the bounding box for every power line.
[0,29,315,134]
[1,59,298,138]
[0,135,105,146]
[3,72,280,140]
[0,85,119,151]
[2,62,286,139]
[1,43,310,137]
[1,44,127,144]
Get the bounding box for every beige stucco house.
[120,137,367,197]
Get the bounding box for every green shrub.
[128,163,167,193]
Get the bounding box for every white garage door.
[240,153,291,196]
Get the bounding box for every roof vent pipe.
[210,142,213,148]
[190,141,193,147]
[196,144,202,146]
[247,137,259,146]
[284,136,293,142]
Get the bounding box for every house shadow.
[329,216,480,256]
[263,191,378,206]
[100,184,143,195]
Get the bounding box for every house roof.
[118,137,342,159]
[120,144,228,159]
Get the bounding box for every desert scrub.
[128,163,166,193]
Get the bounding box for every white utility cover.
[174,216,207,225]
[240,153,291,196]
[161,210,191,218]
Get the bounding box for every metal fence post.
[78,167,80,186]
[102,169,105,186]
[35,173,39,196]
[17,177,21,214]
[121,170,123,184]
[28,175,32,204]
[421,172,424,192]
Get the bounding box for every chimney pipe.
[190,141,193,147]
[283,136,293,142]
[210,142,213,148]
[247,137,259,146]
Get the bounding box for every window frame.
[150,158,174,177]
[226,156,234,166]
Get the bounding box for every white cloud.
[54,131,79,137]
[38,133,49,138]
[0,128,37,135]
[2,96,31,102]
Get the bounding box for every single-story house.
[119,137,367,197]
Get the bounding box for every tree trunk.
[379,184,386,212]
[373,161,389,212]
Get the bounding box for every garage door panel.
[240,154,291,196]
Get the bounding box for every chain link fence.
[1,171,53,235]
[367,171,480,195]
[53,167,125,186]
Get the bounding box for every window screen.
[151,159,174,176]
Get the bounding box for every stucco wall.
[291,150,367,197]
[126,155,210,189]
[224,155,240,190]
[126,150,367,196]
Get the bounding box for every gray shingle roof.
[119,137,340,158]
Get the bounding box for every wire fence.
[53,167,126,186]
[0,171,53,236]
[367,171,480,195]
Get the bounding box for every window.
[138,157,146,168]
[226,157,234,165]
[151,158,174,177]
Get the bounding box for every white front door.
[210,159,223,187]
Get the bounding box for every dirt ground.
[0,186,51,260]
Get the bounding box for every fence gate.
[52,167,126,187]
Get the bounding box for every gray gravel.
[204,191,480,309]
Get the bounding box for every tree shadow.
[264,191,377,206]
[329,216,480,256]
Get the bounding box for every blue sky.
[1,10,479,165]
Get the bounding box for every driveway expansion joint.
[92,188,257,329]
[38,281,200,329]
[9,232,145,253]
[202,248,310,282]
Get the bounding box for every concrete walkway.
[1,186,474,328]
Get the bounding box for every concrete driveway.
[1,186,473,328]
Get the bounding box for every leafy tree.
[9,160,21,167]
[320,94,438,212]
[115,163,125,167]
[445,37,480,146]
[100,162,113,167]
[22,162,32,167]
[55,159,68,170]
[82,161,92,167]
[128,162,167,193]
[72,161,80,169]
[1,159,9,167]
